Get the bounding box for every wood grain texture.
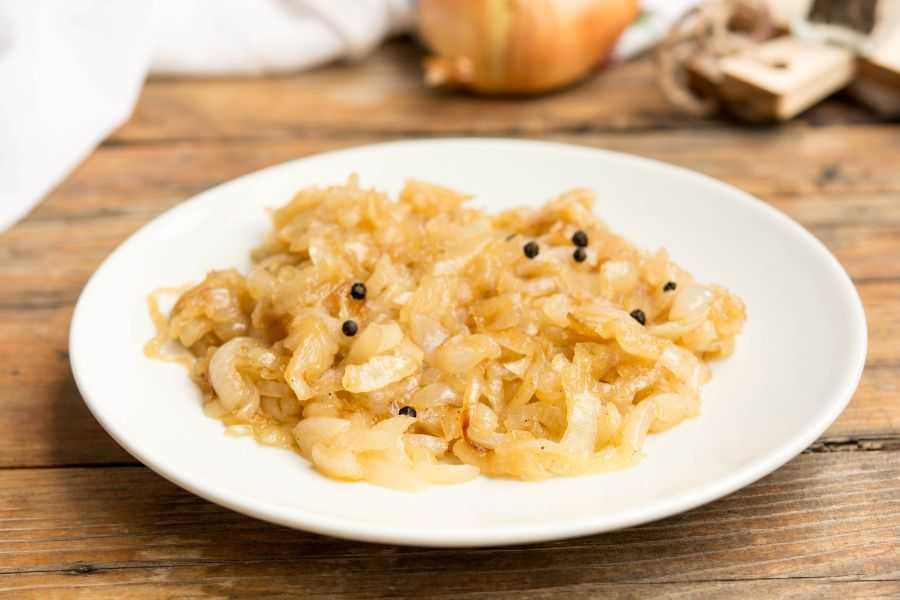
[6,579,900,600]
[2,40,899,598]
[0,452,898,598]
[110,41,881,143]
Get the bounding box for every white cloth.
[614,0,703,60]
[0,2,156,230]
[0,0,698,231]
[150,0,414,76]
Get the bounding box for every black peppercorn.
[341,320,358,336]
[629,309,647,326]
[571,230,589,247]
[573,247,587,263]
[350,282,367,300]
[398,406,417,418]
[523,241,540,259]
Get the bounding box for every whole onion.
[417,0,640,94]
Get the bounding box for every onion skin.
[418,0,640,94]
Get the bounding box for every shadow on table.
[47,368,136,466]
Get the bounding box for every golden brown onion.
[418,0,640,94]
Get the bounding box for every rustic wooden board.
[6,578,900,600]
[5,579,900,600]
[0,452,897,598]
[2,41,899,597]
[109,43,879,143]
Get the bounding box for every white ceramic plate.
[71,139,866,547]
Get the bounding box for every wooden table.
[2,41,899,599]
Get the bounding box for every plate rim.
[69,137,868,547]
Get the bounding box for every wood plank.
[36,126,900,224]
[12,126,900,291]
[0,452,897,598]
[1,127,899,468]
[3,575,899,600]
[7,193,900,296]
[109,42,879,143]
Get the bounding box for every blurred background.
[3,0,898,230]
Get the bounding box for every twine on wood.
[655,0,776,116]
